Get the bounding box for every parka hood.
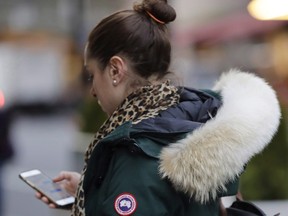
[158,69,281,203]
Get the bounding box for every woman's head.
[84,0,176,115]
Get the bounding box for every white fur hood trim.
[159,69,281,203]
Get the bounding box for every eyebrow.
[81,65,89,75]
[83,63,90,71]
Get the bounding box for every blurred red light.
[0,90,5,108]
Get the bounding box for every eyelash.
[87,74,94,82]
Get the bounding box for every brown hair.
[87,0,176,80]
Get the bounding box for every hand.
[53,171,81,197]
[35,171,81,208]
[35,191,57,208]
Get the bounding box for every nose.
[90,87,97,98]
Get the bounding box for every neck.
[125,76,165,97]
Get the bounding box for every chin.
[98,101,109,115]
[97,100,104,110]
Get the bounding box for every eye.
[87,74,94,82]
[82,66,93,83]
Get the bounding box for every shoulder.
[159,69,281,203]
[200,89,221,100]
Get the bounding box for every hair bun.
[134,0,176,24]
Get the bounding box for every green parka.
[82,71,281,216]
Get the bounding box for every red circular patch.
[114,193,137,215]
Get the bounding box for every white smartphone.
[19,169,75,208]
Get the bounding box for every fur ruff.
[159,69,281,203]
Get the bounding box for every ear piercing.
[113,80,117,86]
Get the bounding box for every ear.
[108,56,128,84]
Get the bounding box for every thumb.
[53,171,71,182]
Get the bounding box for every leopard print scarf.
[71,80,180,216]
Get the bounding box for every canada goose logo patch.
[114,193,137,215]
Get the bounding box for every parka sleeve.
[96,148,182,216]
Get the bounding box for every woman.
[37,0,281,215]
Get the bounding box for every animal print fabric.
[71,81,180,216]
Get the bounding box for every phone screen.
[20,169,75,206]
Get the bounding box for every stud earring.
[113,80,117,86]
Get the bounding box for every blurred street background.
[0,0,288,215]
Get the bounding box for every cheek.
[91,78,101,94]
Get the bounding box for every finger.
[35,192,42,199]
[48,203,57,208]
[53,171,71,182]
[41,196,50,204]
[41,196,56,208]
